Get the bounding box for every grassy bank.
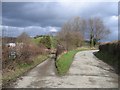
[56,47,89,75]
[32,37,42,45]
[32,36,57,49]
[2,54,48,87]
[94,51,118,74]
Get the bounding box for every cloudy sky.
[2,1,118,42]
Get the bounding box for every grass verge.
[2,54,48,87]
[32,37,42,45]
[56,47,89,76]
[94,51,118,74]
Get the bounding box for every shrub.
[55,44,65,60]
[16,44,33,64]
[16,42,47,64]
[2,33,48,70]
[39,36,51,49]
[2,46,10,69]
[98,41,120,74]
[99,41,120,55]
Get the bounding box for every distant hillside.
[32,37,42,45]
[32,36,57,49]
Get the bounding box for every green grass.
[50,36,57,49]
[94,51,118,73]
[32,37,42,45]
[32,36,57,49]
[3,55,48,86]
[56,47,89,75]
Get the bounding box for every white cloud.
[2,25,60,37]
[104,15,118,28]
[110,16,118,21]
[49,27,58,32]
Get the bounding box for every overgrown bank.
[94,41,120,74]
[2,54,48,87]
[2,33,51,87]
[55,48,90,75]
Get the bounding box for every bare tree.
[57,23,71,50]
[57,17,85,50]
[88,17,110,47]
[71,17,86,37]
[17,32,31,44]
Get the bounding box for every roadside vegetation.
[56,50,78,75]
[94,41,120,74]
[2,33,52,86]
[32,37,42,45]
[2,55,48,87]
[55,16,109,75]
[32,35,57,49]
[2,16,112,84]
[56,17,110,50]
[56,48,89,75]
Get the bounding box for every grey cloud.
[2,2,118,41]
[2,3,67,27]
[2,2,117,27]
[2,25,60,37]
[2,2,64,27]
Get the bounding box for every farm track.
[7,50,118,88]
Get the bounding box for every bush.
[98,41,120,74]
[16,42,47,64]
[2,33,48,70]
[2,46,11,69]
[16,44,32,64]
[99,41,120,55]
[39,36,51,49]
[55,44,65,60]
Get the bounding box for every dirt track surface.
[10,50,118,88]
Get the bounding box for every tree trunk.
[90,33,94,47]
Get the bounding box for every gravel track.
[9,50,118,88]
